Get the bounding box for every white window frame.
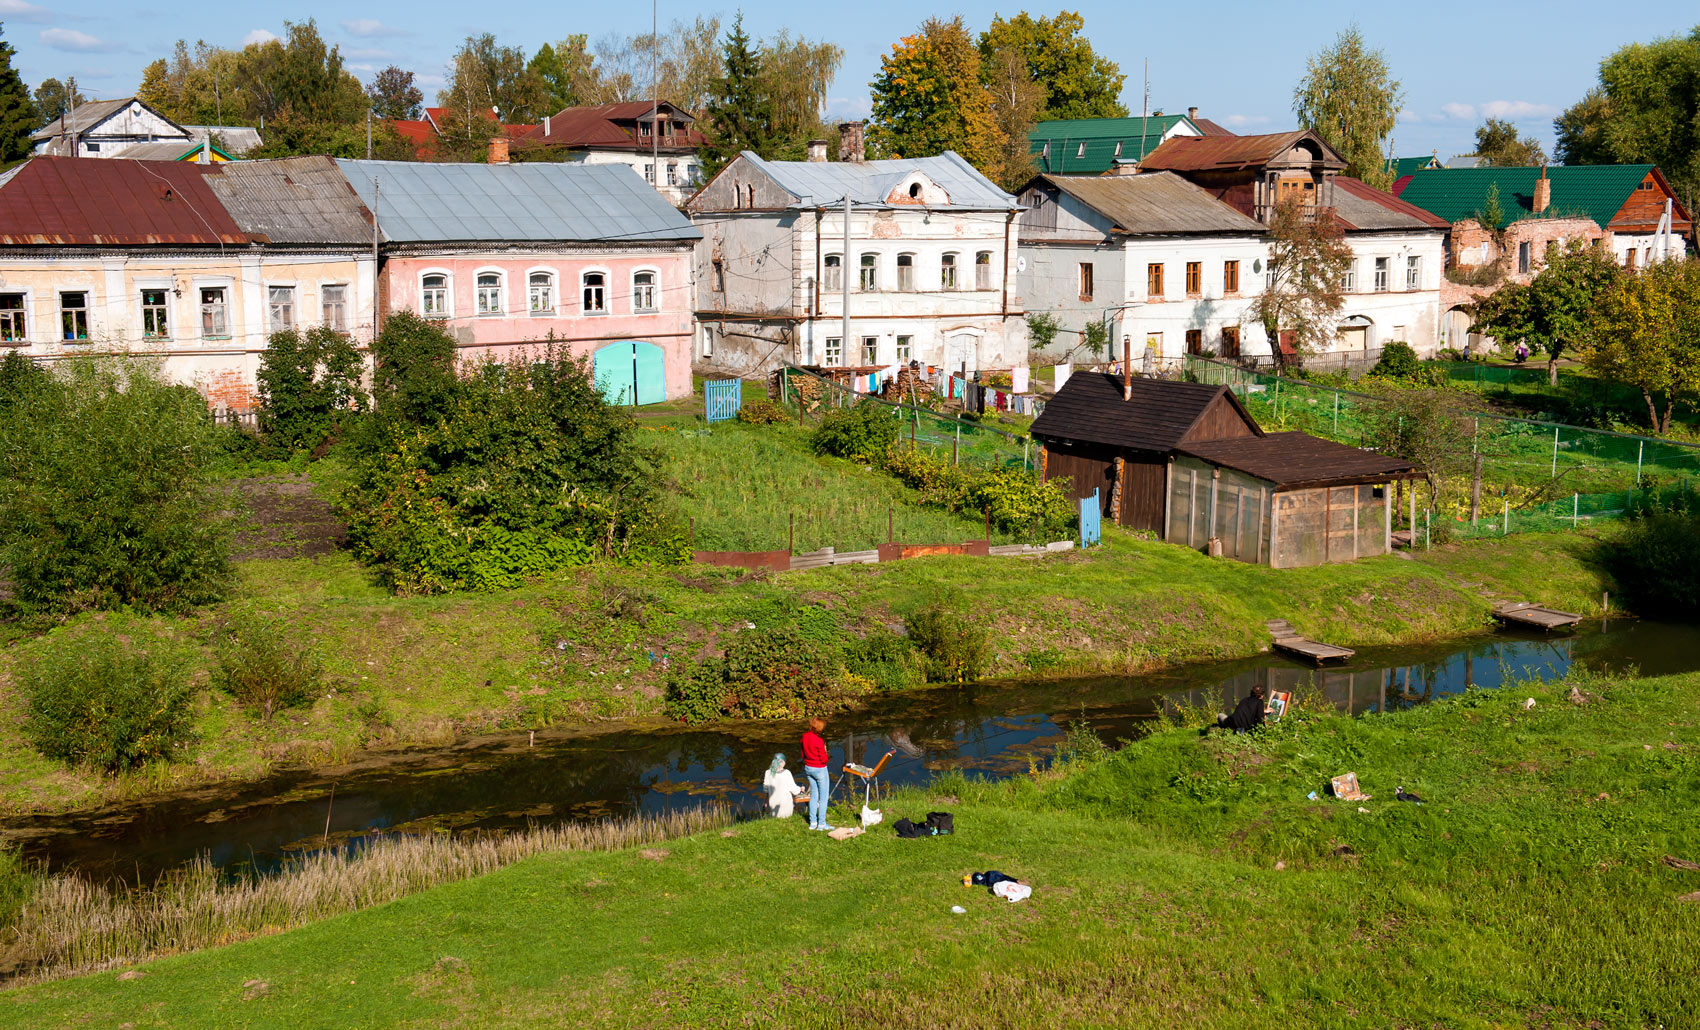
[858,254,878,292]
[941,252,959,291]
[475,269,505,317]
[581,269,609,314]
[1406,256,1421,290]
[975,251,993,290]
[320,282,348,331]
[59,290,89,342]
[199,285,230,340]
[267,284,296,332]
[1373,258,1389,293]
[140,287,170,341]
[896,253,915,292]
[824,336,843,367]
[420,269,452,318]
[823,254,843,292]
[896,334,913,362]
[861,335,879,365]
[1343,261,1357,292]
[631,268,659,312]
[0,290,28,343]
[527,269,556,316]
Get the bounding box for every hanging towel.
[1012,366,1030,394]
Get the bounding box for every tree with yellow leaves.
[1584,259,1700,435]
[868,17,1002,171]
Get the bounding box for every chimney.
[806,139,829,163]
[543,115,551,136]
[1533,167,1550,214]
[1109,160,1139,176]
[1122,334,1133,401]
[1187,106,1198,121]
[838,121,866,164]
[488,136,510,165]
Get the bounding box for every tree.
[763,32,841,140]
[136,41,247,126]
[1583,259,1700,434]
[977,12,1126,121]
[1479,181,1505,230]
[1359,385,1472,509]
[585,18,724,113]
[255,326,366,453]
[438,34,548,129]
[32,76,86,125]
[700,16,774,180]
[237,20,367,125]
[1252,199,1354,369]
[366,66,423,120]
[528,39,600,114]
[1474,117,1545,167]
[982,45,1043,190]
[1292,26,1403,190]
[1553,86,1613,165]
[869,17,1002,170]
[369,310,458,426]
[0,25,38,162]
[1472,240,1619,385]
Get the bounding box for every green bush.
[664,618,872,723]
[811,399,899,463]
[1368,342,1435,383]
[1600,512,1700,615]
[664,656,730,724]
[846,626,926,691]
[905,597,989,683]
[0,358,233,614]
[736,398,791,425]
[255,326,366,454]
[967,469,1075,540]
[213,613,325,721]
[21,638,197,772]
[884,447,972,509]
[0,350,47,412]
[369,310,457,426]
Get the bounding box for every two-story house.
[685,128,1025,376]
[514,102,707,207]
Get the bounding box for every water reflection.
[4,619,1693,883]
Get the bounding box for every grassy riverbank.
[7,665,1695,1027]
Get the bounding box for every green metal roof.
[1385,155,1440,179]
[1027,115,1196,175]
[1394,164,1655,229]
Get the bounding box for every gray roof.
[30,98,140,141]
[740,150,1017,210]
[185,125,264,155]
[116,140,208,162]
[334,160,700,244]
[209,157,373,246]
[1039,172,1265,234]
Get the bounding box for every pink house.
[339,159,700,404]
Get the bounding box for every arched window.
[823,254,842,291]
[940,253,958,290]
[476,272,502,315]
[528,272,554,314]
[582,271,606,313]
[421,273,449,316]
[896,253,915,292]
[975,251,992,290]
[632,270,657,311]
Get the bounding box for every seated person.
[1215,684,1268,734]
[762,753,804,818]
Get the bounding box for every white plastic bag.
[860,804,883,827]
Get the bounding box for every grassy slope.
[8,667,1695,1028]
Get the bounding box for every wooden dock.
[1492,602,1583,631]
[1267,619,1355,663]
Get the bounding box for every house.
[1393,165,1693,349]
[1027,108,1220,177]
[1016,170,1269,365]
[685,125,1025,376]
[0,156,378,410]
[335,157,701,405]
[1029,369,1419,566]
[29,96,259,160]
[391,107,538,162]
[515,102,707,206]
[1386,155,1442,179]
[1137,130,1449,359]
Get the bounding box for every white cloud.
[0,0,54,24]
[824,96,872,119]
[1396,108,1427,124]
[341,18,408,38]
[40,28,124,53]
[1480,99,1558,120]
[240,29,278,46]
[346,47,397,61]
[1441,102,1477,121]
[1220,113,1270,128]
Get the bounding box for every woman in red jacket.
[801,717,832,830]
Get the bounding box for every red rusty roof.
[521,102,705,151]
[0,157,250,246]
[1140,130,1344,172]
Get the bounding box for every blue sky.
[7,0,1696,161]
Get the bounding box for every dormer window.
[908,183,922,198]
[1076,142,1085,158]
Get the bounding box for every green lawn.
[8,665,1695,1028]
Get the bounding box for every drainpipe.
[841,195,851,367]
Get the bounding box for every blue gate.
[1079,488,1101,547]
[594,341,667,407]
[705,379,742,423]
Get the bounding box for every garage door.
[594,341,667,406]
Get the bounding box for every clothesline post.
[954,421,960,466]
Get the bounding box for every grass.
[5,664,1695,1027]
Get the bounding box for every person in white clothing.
[763,753,804,818]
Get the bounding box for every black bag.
[925,811,954,835]
[894,818,928,839]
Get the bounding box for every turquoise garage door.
[594,341,667,406]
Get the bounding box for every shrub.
[0,350,47,412]
[0,358,233,614]
[810,399,899,463]
[664,656,730,724]
[255,326,366,454]
[846,626,926,691]
[967,469,1075,540]
[369,310,457,426]
[905,597,989,683]
[213,613,325,721]
[1369,341,1423,381]
[21,638,196,772]
[1600,512,1700,615]
[664,624,866,723]
[883,447,973,509]
[736,398,791,425]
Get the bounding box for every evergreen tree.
[701,15,773,179]
[0,25,38,162]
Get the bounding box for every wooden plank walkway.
[1492,602,1583,631]
[1267,619,1355,663]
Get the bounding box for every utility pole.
[650,0,660,191]
[371,177,383,336]
[366,108,373,160]
[841,195,851,367]
[1138,59,1149,163]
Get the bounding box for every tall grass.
[3,806,729,985]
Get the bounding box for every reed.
[3,805,730,986]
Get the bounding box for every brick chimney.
[1122,334,1133,401]
[1188,106,1198,121]
[838,121,866,164]
[807,139,829,163]
[1533,167,1550,214]
[488,136,510,165]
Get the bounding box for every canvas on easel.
[1268,690,1291,722]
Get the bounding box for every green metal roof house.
[1384,155,1441,180]
[1392,165,1690,235]
[1028,113,1207,176]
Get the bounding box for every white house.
[685,128,1026,375]
[32,97,189,158]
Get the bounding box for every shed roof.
[1037,172,1266,234]
[1140,131,1346,172]
[0,156,248,246]
[735,151,1017,210]
[1176,432,1419,488]
[1392,165,1690,229]
[208,157,373,245]
[1030,372,1262,451]
[333,160,700,243]
[1330,176,1450,231]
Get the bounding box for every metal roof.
[184,125,264,155]
[1385,155,1441,179]
[1140,131,1346,172]
[333,160,701,244]
[208,157,374,246]
[0,156,249,246]
[29,97,155,141]
[1177,432,1420,488]
[1027,115,1196,176]
[737,151,1017,210]
[1037,172,1266,235]
[1330,176,1450,231]
[1392,165,1688,230]
[117,140,229,162]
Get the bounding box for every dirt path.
[230,476,348,560]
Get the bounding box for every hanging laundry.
[1012,366,1030,394]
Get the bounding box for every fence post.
[1636,439,1644,487]
[1471,453,1482,525]
[1333,390,1340,436]
[1425,511,1431,550]
[1551,425,1559,478]
[1573,493,1579,528]
[1472,417,1479,455]
[1275,376,1282,420]
[1023,438,1030,470]
[788,513,795,555]
[1503,498,1509,536]
[953,421,960,466]
[888,505,893,543]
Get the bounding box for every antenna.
[1138,59,1149,163]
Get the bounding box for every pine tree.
[0,26,38,162]
[700,15,773,180]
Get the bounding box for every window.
[200,287,229,338]
[1373,258,1389,292]
[1185,329,1203,354]
[940,253,958,290]
[1223,260,1240,294]
[1185,261,1202,297]
[713,259,726,292]
[859,253,877,292]
[896,334,913,362]
[60,292,88,341]
[421,274,449,316]
[862,336,879,364]
[529,272,555,315]
[0,293,24,341]
[1518,241,1532,274]
[321,284,347,330]
[267,286,295,331]
[897,253,915,292]
[644,163,655,185]
[666,163,678,186]
[476,273,503,315]
[1406,256,1421,290]
[1343,261,1356,292]
[975,251,992,290]
[701,326,714,358]
[1147,262,1164,299]
[582,272,606,313]
[1221,326,1241,358]
[1078,262,1094,301]
[1076,142,1085,158]
[823,254,842,292]
[142,289,169,340]
[632,271,657,312]
[824,336,842,367]
[85,142,99,153]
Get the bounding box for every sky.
[7,0,1697,162]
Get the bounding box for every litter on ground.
[1329,772,1372,802]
